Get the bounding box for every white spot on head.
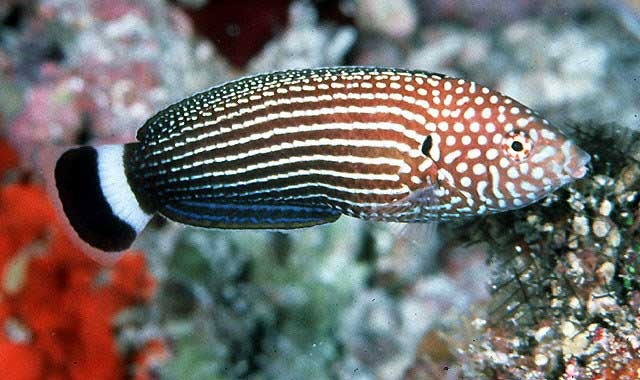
[489,165,505,199]
[531,146,557,163]
[419,159,433,172]
[411,175,422,184]
[461,135,472,145]
[540,129,557,140]
[469,122,480,133]
[486,148,499,160]
[492,133,503,144]
[477,135,488,145]
[437,121,449,131]
[531,167,545,180]
[476,180,488,199]
[499,157,511,168]
[507,167,520,179]
[456,162,468,173]
[481,108,492,119]
[446,135,456,146]
[444,150,462,164]
[453,122,465,133]
[460,176,472,187]
[520,181,539,192]
[513,198,523,206]
[474,96,484,105]
[485,122,496,133]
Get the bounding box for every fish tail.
[54,143,154,252]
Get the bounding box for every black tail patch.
[54,146,136,251]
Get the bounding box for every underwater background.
[1,0,640,379]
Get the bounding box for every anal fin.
[160,200,341,230]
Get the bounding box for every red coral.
[0,136,19,178]
[132,339,170,380]
[0,137,162,379]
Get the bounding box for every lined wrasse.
[54,67,591,251]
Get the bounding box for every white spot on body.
[532,167,545,180]
[467,149,481,159]
[464,108,476,120]
[473,163,487,175]
[456,162,468,173]
[444,150,462,164]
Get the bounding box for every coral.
[2,0,231,169]
[247,1,356,72]
[0,138,163,379]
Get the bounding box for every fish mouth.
[563,145,591,179]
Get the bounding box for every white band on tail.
[96,145,152,233]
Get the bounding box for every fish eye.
[421,135,433,157]
[503,131,532,161]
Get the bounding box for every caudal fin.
[54,144,153,251]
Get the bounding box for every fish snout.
[563,144,591,179]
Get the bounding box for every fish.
[54,67,591,252]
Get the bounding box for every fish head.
[425,99,590,215]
